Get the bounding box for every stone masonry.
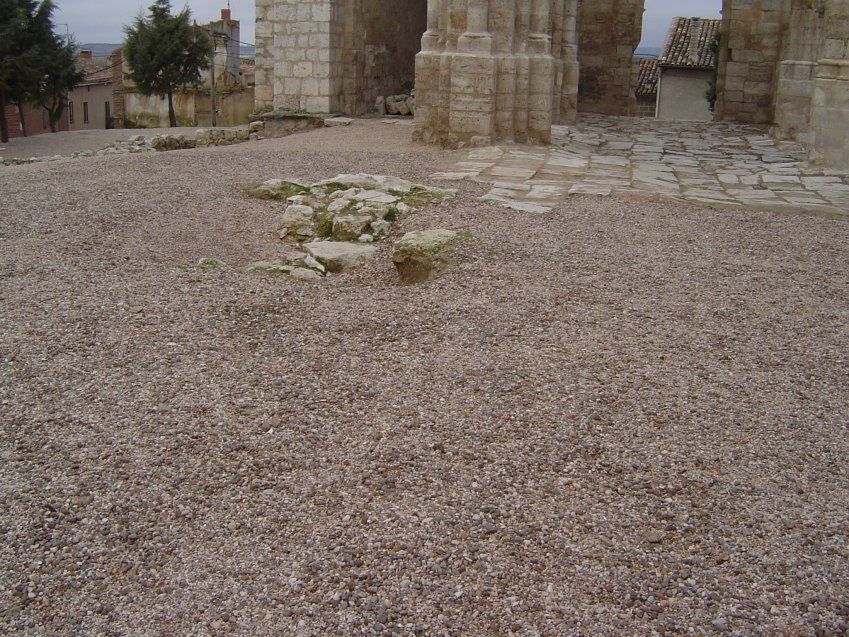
[576,0,645,116]
[715,0,849,169]
[413,0,580,146]
[256,0,580,146]
[256,0,849,168]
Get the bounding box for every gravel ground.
[0,126,234,159]
[1,120,848,637]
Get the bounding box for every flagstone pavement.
[431,115,849,216]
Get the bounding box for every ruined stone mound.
[217,174,457,280]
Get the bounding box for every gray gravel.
[1,120,849,636]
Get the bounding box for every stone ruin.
[201,174,462,283]
[255,0,849,169]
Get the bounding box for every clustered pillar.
[414,0,580,147]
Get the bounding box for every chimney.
[80,50,93,60]
[221,8,231,20]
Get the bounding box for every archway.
[639,0,722,121]
[336,0,428,115]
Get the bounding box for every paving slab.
[436,114,849,216]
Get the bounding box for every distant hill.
[78,43,256,60]
[635,46,661,58]
[78,43,120,60]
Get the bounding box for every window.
[69,102,74,125]
[83,102,89,124]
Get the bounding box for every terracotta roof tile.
[635,58,658,96]
[658,17,721,69]
[76,56,113,85]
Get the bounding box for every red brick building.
[3,100,69,140]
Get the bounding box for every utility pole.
[209,24,217,127]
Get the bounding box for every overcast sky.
[55,0,722,48]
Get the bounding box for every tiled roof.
[658,17,721,69]
[240,59,256,78]
[635,58,658,96]
[76,56,113,85]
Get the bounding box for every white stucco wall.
[657,68,714,121]
[69,83,114,130]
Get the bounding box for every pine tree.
[123,0,211,128]
[34,34,83,132]
[0,0,32,142]
[0,0,83,141]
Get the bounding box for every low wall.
[125,92,198,128]
[196,89,256,127]
[124,88,256,128]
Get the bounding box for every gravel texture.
[1,120,849,636]
[0,126,231,160]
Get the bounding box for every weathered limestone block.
[290,267,324,281]
[278,205,316,241]
[809,59,849,170]
[391,229,463,283]
[305,241,378,273]
[249,179,310,200]
[332,215,373,241]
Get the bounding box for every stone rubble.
[375,92,415,117]
[221,174,456,280]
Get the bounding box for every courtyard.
[436,115,849,215]
[1,119,849,636]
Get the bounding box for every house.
[2,101,69,139]
[634,57,658,118]
[68,50,114,130]
[111,9,254,129]
[656,17,720,121]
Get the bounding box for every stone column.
[422,0,442,52]
[449,0,497,145]
[415,0,448,144]
[525,0,555,142]
[459,0,493,52]
[415,0,565,146]
[559,0,579,124]
[809,59,849,168]
[808,0,849,168]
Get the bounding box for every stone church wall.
[809,0,849,168]
[715,0,786,125]
[255,0,849,169]
[576,0,644,116]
